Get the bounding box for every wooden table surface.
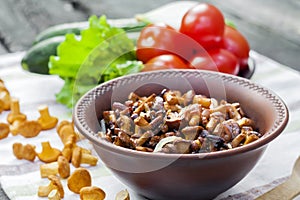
[0,0,299,72]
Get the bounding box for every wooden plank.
[224,16,300,71]
[0,30,9,54]
[206,0,300,44]
[0,0,86,52]
[71,0,178,19]
[0,44,7,55]
[79,0,300,45]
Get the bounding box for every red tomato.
[136,23,205,63]
[222,25,250,70]
[142,54,190,72]
[189,49,239,75]
[136,23,175,63]
[180,3,225,49]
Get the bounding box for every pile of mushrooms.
[0,78,130,199]
[100,89,262,154]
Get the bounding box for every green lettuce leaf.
[49,15,142,108]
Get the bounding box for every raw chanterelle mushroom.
[37,141,61,163]
[67,167,92,194]
[40,156,70,178]
[80,186,106,200]
[0,90,11,112]
[12,142,36,161]
[71,146,98,168]
[0,123,10,140]
[37,105,58,130]
[0,80,11,111]
[48,189,61,200]
[56,120,78,145]
[61,139,75,162]
[9,117,25,136]
[38,175,64,198]
[6,98,26,124]
[115,189,130,200]
[18,120,42,138]
[0,99,4,113]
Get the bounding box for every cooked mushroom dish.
[98,89,262,154]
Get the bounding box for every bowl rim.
[74,69,289,159]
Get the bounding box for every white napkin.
[1,49,300,200]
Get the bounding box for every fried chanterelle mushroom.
[100,89,262,154]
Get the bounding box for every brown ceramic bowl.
[74,70,288,200]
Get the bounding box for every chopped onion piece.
[153,136,181,152]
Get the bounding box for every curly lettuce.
[49,15,143,108]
